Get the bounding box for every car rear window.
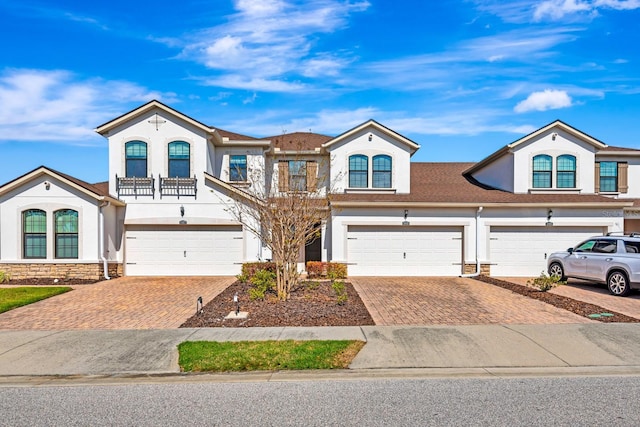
[624,241,640,253]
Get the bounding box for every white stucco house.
[1,100,639,279]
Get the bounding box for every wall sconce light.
[44,181,50,190]
[180,205,185,217]
[552,132,558,141]
[402,209,409,226]
[368,133,373,142]
[546,209,553,226]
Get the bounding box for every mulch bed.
[475,275,640,323]
[181,280,375,328]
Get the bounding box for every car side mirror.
[567,248,574,254]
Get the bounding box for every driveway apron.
[350,276,592,325]
[0,277,235,330]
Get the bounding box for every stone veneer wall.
[463,263,491,275]
[0,263,122,280]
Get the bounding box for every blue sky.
[1,0,640,184]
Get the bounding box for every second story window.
[289,160,307,192]
[556,155,576,188]
[125,141,148,178]
[599,161,618,192]
[229,155,247,182]
[168,141,190,178]
[349,155,368,188]
[532,155,552,188]
[372,155,392,188]
[23,209,46,259]
[55,209,78,259]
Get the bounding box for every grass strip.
[178,339,365,372]
[0,287,72,313]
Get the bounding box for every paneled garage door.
[347,226,463,276]
[125,225,243,276]
[489,226,605,276]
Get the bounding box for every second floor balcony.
[116,175,155,199]
[160,175,197,198]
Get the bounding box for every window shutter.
[618,162,628,193]
[594,162,600,193]
[278,161,289,193]
[306,161,318,192]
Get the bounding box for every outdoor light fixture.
[180,205,185,217]
[368,133,373,141]
[44,181,50,190]
[402,209,410,226]
[546,209,554,226]
[196,296,203,314]
[552,132,558,141]
[234,292,240,315]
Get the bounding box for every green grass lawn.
[0,287,73,313]
[178,340,365,372]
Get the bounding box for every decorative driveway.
[0,277,235,330]
[350,277,593,325]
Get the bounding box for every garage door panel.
[347,226,462,276]
[490,226,604,276]
[126,225,243,276]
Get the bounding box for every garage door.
[125,225,243,276]
[347,226,463,276]
[489,226,604,276]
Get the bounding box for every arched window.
[55,210,78,259]
[125,141,147,178]
[372,155,392,188]
[168,141,190,177]
[557,155,576,188]
[23,209,46,259]
[532,155,552,188]
[349,155,368,188]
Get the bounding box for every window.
[23,210,46,258]
[532,155,552,188]
[599,161,618,192]
[229,155,247,182]
[168,141,190,178]
[125,141,147,178]
[556,155,576,188]
[55,210,78,259]
[289,160,307,192]
[372,155,392,188]
[349,155,368,188]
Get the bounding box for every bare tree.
[223,142,334,300]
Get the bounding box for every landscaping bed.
[475,275,640,323]
[181,280,375,328]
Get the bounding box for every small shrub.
[248,269,276,301]
[306,280,321,290]
[306,261,325,278]
[332,280,348,305]
[0,271,10,284]
[327,263,347,280]
[241,262,277,279]
[527,271,565,292]
[236,273,249,283]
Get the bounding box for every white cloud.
[534,0,593,21]
[514,89,573,112]
[475,0,640,22]
[0,68,165,145]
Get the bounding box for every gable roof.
[0,166,124,205]
[464,120,608,176]
[331,162,633,208]
[321,119,420,154]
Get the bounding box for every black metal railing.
[160,175,197,199]
[116,175,155,199]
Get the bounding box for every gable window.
[229,155,247,182]
[125,141,147,178]
[556,155,576,188]
[55,210,78,259]
[599,161,618,192]
[288,160,307,192]
[278,160,317,192]
[372,155,392,188]
[23,209,46,259]
[532,155,552,188]
[349,155,368,188]
[168,141,190,178]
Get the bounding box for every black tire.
[607,271,631,297]
[548,262,565,281]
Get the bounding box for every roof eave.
[322,119,420,153]
[331,200,634,208]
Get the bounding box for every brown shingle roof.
[266,132,333,151]
[216,128,257,140]
[331,162,632,205]
[599,145,640,153]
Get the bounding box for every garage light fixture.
[180,205,185,217]
[402,209,409,226]
[546,209,553,226]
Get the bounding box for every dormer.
[322,120,420,194]
[465,120,607,194]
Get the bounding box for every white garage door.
[347,226,463,276]
[489,226,605,276]
[125,225,243,276]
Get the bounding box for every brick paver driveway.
[350,277,592,325]
[0,276,235,330]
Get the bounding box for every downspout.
[99,201,111,280]
[460,206,483,278]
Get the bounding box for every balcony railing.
[116,175,155,199]
[160,175,197,199]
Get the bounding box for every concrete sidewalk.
[1,324,640,380]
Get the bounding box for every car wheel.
[607,271,631,297]
[548,262,565,281]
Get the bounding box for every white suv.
[547,234,640,297]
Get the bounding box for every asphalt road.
[1,376,638,426]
